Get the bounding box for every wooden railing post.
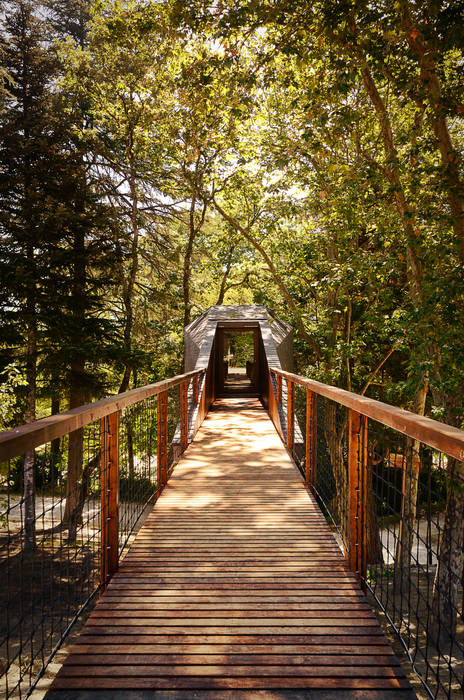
[157,390,168,495]
[287,378,294,457]
[193,374,199,405]
[277,374,282,405]
[348,409,368,583]
[305,388,317,492]
[180,379,189,453]
[100,410,119,588]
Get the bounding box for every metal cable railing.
[269,367,464,699]
[0,368,207,699]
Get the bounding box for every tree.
[0,0,59,549]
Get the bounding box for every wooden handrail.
[270,367,464,462]
[0,369,205,463]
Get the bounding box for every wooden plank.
[64,653,399,666]
[51,678,411,690]
[70,644,396,655]
[59,665,404,678]
[73,634,391,645]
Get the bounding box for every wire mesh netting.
[363,419,464,699]
[312,395,349,553]
[293,382,307,477]
[0,420,102,699]
[118,396,157,555]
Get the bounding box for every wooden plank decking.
[47,398,415,699]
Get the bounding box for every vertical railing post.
[277,374,282,405]
[180,379,189,453]
[193,373,199,405]
[305,388,317,492]
[100,410,119,589]
[348,409,368,584]
[287,378,294,457]
[157,390,168,496]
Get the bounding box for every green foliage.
[0,364,27,429]
[0,0,463,440]
[228,333,254,367]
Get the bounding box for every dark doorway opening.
[216,328,259,397]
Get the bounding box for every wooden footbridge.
[2,306,464,698]
[47,395,413,697]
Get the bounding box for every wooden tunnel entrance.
[184,305,294,406]
[215,326,259,397]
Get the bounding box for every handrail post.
[305,388,317,492]
[348,409,368,584]
[157,390,168,496]
[277,374,282,405]
[100,410,119,589]
[193,374,199,405]
[180,379,189,453]
[287,378,294,457]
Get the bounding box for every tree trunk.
[23,242,37,551]
[431,457,464,644]
[183,191,197,328]
[323,402,349,542]
[63,367,85,541]
[359,61,423,302]
[394,380,429,587]
[216,256,233,306]
[119,161,139,394]
[50,392,61,482]
[63,226,86,541]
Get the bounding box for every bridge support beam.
[305,388,317,492]
[100,410,120,589]
[348,409,368,585]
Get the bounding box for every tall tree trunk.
[183,191,197,328]
[394,380,429,586]
[216,257,233,306]
[359,61,423,301]
[23,286,37,551]
[432,457,464,643]
[429,389,464,644]
[63,226,86,541]
[119,160,139,394]
[50,380,60,482]
[323,404,349,542]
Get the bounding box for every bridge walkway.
[47,398,414,699]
